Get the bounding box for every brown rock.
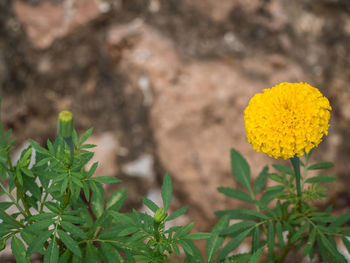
[106,23,308,229]
[13,0,103,49]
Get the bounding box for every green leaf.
[0,209,21,227]
[217,187,253,202]
[106,188,127,211]
[174,222,194,239]
[80,128,93,145]
[248,246,265,263]
[275,221,284,247]
[24,219,54,233]
[267,221,274,258]
[268,173,283,184]
[252,227,260,252]
[254,166,268,194]
[86,242,101,263]
[319,234,346,263]
[220,220,256,235]
[11,236,30,263]
[21,167,34,178]
[230,149,251,191]
[44,236,59,263]
[166,206,187,222]
[59,250,72,263]
[308,162,334,170]
[92,176,121,184]
[141,197,159,212]
[184,232,211,240]
[215,209,269,220]
[342,237,350,254]
[305,176,337,183]
[27,230,54,256]
[100,242,122,263]
[58,230,82,257]
[303,227,316,257]
[206,215,230,261]
[179,239,193,256]
[329,211,350,228]
[61,221,87,239]
[217,228,251,261]
[161,173,172,210]
[91,183,104,218]
[272,164,294,175]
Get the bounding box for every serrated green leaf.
[24,219,54,233]
[303,227,316,257]
[91,183,104,218]
[44,236,59,263]
[21,167,34,178]
[106,188,127,211]
[166,206,188,222]
[220,220,256,235]
[206,215,230,261]
[80,128,93,146]
[27,230,54,256]
[252,227,260,252]
[267,221,274,258]
[100,242,122,263]
[218,187,253,202]
[179,239,193,256]
[308,162,334,170]
[248,246,265,263]
[215,209,269,220]
[329,211,350,228]
[272,164,294,175]
[184,232,211,240]
[58,230,82,257]
[86,162,98,178]
[268,173,283,184]
[141,196,158,212]
[174,222,194,239]
[11,236,30,263]
[91,176,121,184]
[305,176,337,183]
[319,234,346,263]
[276,221,284,247]
[161,173,172,210]
[217,228,251,261]
[61,221,87,239]
[58,249,72,263]
[254,166,268,194]
[230,149,251,191]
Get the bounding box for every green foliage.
[211,149,350,263]
[0,99,349,263]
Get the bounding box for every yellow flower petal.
[244,82,331,159]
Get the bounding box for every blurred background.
[1,0,350,261]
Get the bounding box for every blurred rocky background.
[1,0,350,261]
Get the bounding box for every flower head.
[244,82,331,159]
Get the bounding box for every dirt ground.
[2,0,350,262]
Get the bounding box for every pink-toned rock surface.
[106,22,307,228]
[13,0,103,49]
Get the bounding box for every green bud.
[58,110,73,138]
[154,208,168,224]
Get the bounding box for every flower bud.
[154,208,167,224]
[58,110,73,138]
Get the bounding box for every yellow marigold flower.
[244,82,331,159]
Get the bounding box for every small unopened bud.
[154,208,167,224]
[58,110,73,138]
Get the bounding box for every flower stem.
[290,157,302,211]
